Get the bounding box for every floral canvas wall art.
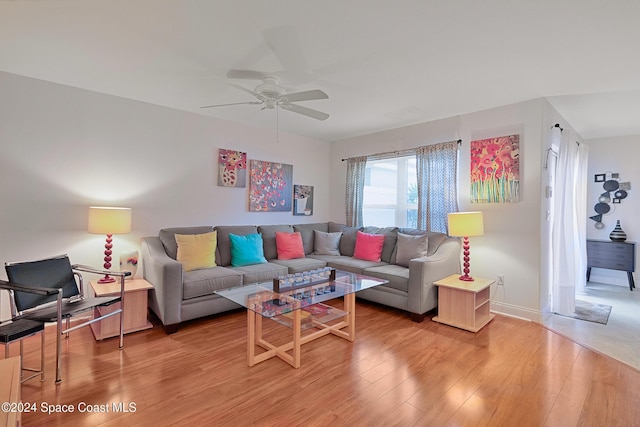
[293,185,313,216]
[470,134,520,203]
[249,160,293,212]
[218,149,247,187]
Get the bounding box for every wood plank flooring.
[9,299,640,426]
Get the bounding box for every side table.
[90,278,154,340]
[433,274,495,332]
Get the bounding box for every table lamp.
[448,211,484,281]
[88,206,132,283]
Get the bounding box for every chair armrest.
[141,236,183,326]
[407,237,461,314]
[71,265,132,278]
[0,279,59,296]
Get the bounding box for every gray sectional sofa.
[141,222,461,333]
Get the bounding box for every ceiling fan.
[201,70,329,121]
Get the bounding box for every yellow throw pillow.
[175,231,217,272]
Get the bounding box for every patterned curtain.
[416,141,459,233]
[345,156,367,227]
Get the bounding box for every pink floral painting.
[470,134,520,203]
[249,160,293,212]
[218,149,247,187]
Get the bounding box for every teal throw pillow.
[229,233,267,267]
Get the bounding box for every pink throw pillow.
[353,231,385,262]
[275,231,305,260]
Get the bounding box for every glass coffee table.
[215,270,388,368]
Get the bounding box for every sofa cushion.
[175,231,217,271]
[293,223,329,255]
[182,266,243,300]
[395,232,429,267]
[353,231,385,262]
[319,255,387,274]
[229,233,268,267]
[397,228,447,257]
[362,226,399,263]
[269,257,327,274]
[159,226,214,260]
[328,223,362,257]
[215,225,259,266]
[313,230,342,256]
[363,264,410,293]
[257,224,294,260]
[275,231,305,260]
[230,262,288,285]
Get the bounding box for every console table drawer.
[588,257,634,271]
[587,249,633,263]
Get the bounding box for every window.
[363,155,417,227]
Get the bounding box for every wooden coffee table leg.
[345,293,356,341]
[247,309,255,366]
[291,308,301,368]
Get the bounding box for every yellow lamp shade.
[448,212,484,237]
[88,207,132,235]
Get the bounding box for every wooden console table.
[433,275,495,332]
[586,239,635,291]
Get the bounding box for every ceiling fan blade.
[226,69,269,80]
[278,89,328,103]
[200,101,262,109]
[280,103,329,121]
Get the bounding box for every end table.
[89,278,153,340]
[433,274,495,332]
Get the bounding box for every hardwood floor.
[10,299,640,426]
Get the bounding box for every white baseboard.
[490,300,543,323]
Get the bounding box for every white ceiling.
[2,0,640,142]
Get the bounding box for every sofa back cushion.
[329,222,362,257]
[229,233,268,267]
[215,225,259,266]
[293,223,329,255]
[257,224,294,260]
[275,231,305,260]
[159,226,215,260]
[362,226,399,263]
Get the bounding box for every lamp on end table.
[88,206,132,283]
[448,211,484,281]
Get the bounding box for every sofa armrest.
[141,236,183,327]
[407,237,461,314]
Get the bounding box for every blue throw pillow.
[229,233,267,267]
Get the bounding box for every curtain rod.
[341,139,461,162]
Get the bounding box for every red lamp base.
[98,233,116,284]
[97,275,116,284]
[458,236,475,281]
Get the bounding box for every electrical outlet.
[497,274,505,286]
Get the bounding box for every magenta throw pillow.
[353,231,385,262]
[275,231,305,260]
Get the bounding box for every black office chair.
[4,254,130,383]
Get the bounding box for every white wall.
[586,134,640,287]
[331,99,547,321]
[0,71,332,320]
